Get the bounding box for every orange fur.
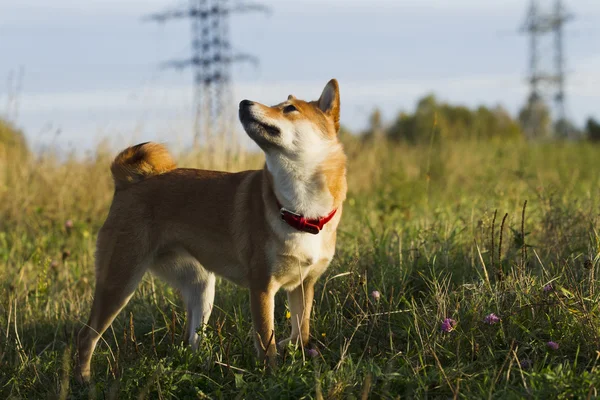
[319,147,347,209]
[110,142,176,190]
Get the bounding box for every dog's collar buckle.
[280,207,301,218]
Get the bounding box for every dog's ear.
[287,94,296,101]
[317,79,340,132]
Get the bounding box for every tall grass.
[1,138,600,398]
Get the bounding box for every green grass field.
[1,139,600,399]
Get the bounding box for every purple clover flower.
[306,348,319,358]
[484,313,500,325]
[441,318,457,333]
[65,219,74,230]
[543,284,554,293]
[520,359,533,369]
[546,341,559,350]
[371,290,381,301]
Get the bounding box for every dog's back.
[101,143,267,286]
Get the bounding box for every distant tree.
[0,118,28,160]
[474,106,522,140]
[361,108,385,142]
[437,103,473,139]
[413,94,439,140]
[554,118,582,139]
[387,111,415,142]
[387,94,438,143]
[586,118,600,142]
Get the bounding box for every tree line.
[355,94,600,143]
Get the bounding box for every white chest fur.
[264,145,338,290]
[268,227,334,290]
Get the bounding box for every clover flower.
[306,348,319,358]
[546,341,559,350]
[484,313,500,325]
[520,359,532,369]
[441,318,457,333]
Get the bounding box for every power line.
[145,0,269,148]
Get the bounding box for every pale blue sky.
[1,0,599,151]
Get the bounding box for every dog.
[76,79,347,382]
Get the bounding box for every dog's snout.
[239,100,254,109]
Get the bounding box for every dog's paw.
[75,367,91,385]
[277,337,292,350]
[278,334,310,350]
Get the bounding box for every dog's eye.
[283,104,297,113]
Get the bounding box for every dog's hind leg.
[150,249,216,350]
[76,233,148,383]
[181,270,216,349]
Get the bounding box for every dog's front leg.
[278,278,315,349]
[250,284,277,368]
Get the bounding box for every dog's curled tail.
[110,142,176,190]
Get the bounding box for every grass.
[1,138,600,398]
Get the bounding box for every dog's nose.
[239,100,254,109]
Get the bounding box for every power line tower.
[520,0,573,138]
[145,1,269,148]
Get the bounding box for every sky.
[1,0,599,151]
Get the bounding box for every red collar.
[277,200,337,235]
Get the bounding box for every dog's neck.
[265,144,346,220]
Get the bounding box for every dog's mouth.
[242,119,281,139]
[260,123,280,136]
[239,109,281,138]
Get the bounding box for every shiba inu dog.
[76,79,347,382]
